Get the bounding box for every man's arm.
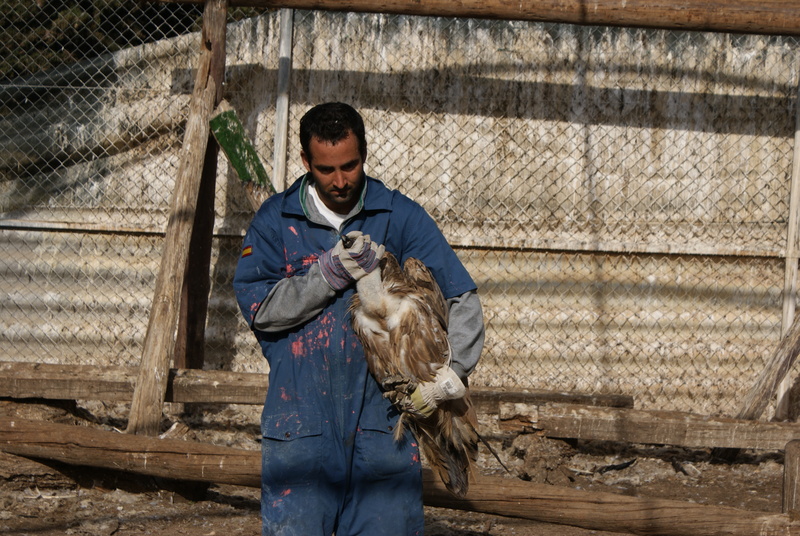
[446,290,485,382]
[252,231,383,332]
[253,263,335,332]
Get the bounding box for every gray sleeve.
[446,290,485,382]
[253,262,337,332]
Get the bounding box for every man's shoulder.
[253,177,303,219]
[364,176,423,213]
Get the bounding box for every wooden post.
[785,440,800,519]
[127,3,224,436]
[152,0,800,37]
[776,79,800,420]
[174,0,229,371]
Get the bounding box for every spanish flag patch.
[241,245,253,258]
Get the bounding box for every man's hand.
[319,231,384,290]
[383,367,466,418]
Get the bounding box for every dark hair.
[299,102,367,163]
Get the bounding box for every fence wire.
[2,2,799,417]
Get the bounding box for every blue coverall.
[233,175,478,536]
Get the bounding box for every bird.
[349,251,478,497]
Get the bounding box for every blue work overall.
[234,176,476,536]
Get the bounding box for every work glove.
[318,231,384,290]
[382,367,466,418]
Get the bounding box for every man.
[233,102,484,536]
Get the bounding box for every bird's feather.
[350,252,478,497]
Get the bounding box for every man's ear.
[301,150,311,172]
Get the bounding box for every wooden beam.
[152,0,800,37]
[1,417,798,536]
[0,362,628,408]
[127,0,224,436]
[6,362,800,451]
[499,402,800,451]
[127,69,216,435]
[174,0,229,371]
[0,417,260,487]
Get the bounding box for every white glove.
[409,366,466,418]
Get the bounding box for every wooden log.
[1,416,798,536]
[425,471,800,536]
[0,417,260,488]
[127,39,218,436]
[174,0,229,372]
[499,402,800,451]
[785,440,800,518]
[152,0,800,37]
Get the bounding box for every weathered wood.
[2,417,798,536]
[425,471,800,536]
[0,362,138,401]
[0,362,627,408]
[127,38,218,436]
[500,402,800,451]
[785,440,800,518]
[776,79,800,420]
[473,388,633,414]
[712,314,800,460]
[0,363,269,404]
[174,0,229,372]
[6,362,800,451]
[0,417,260,488]
[152,0,800,37]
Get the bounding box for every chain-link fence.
[2,2,799,417]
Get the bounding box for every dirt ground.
[0,398,786,536]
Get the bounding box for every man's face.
[301,133,365,215]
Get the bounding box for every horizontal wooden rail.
[153,0,800,36]
[0,362,631,408]
[5,361,800,450]
[1,417,797,536]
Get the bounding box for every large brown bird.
[349,251,478,497]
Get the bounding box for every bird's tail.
[414,396,478,498]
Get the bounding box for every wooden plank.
[1,416,798,536]
[153,0,800,37]
[0,363,269,404]
[0,362,137,401]
[0,362,628,408]
[500,402,800,450]
[126,3,221,436]
[470,388,632,414]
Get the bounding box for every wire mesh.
[1,3,799,415]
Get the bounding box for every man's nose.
[331,170,348,188]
